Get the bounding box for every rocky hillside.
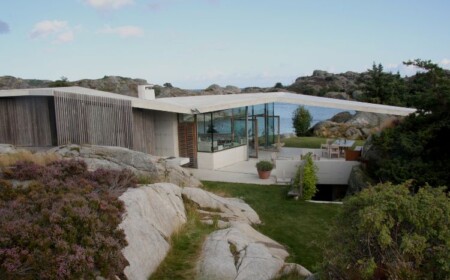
[287,70,368,100]
[0,70,364,99]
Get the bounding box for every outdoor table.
[333,139,355,156]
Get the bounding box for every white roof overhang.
[0,87,416,116]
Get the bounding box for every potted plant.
[256,160,273,179]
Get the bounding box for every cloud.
[30,20,78,44]
[85,0,133,10]
[99,25,144,38]
[440,58,450,67]
[30,20,67,38]
[55,31,74,43]
[0,20,10,34]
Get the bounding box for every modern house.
[0,86,415,170]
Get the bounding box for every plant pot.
[257,170,271,179]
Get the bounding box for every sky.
[1,0,449,89]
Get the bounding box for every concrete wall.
[198,145,247,170]
[275,159,360,185]
[154,112,179,157]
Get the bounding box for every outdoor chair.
[320,143,330,158]
[326,138,334,145]
[329,144,340,158]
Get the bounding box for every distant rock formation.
[287,70,367,99]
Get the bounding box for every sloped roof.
[0,87,416,116]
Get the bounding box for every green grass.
[282,136,365,149]
[201,181,341,271]
[149,201,216,280]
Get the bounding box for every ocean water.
[275,103,354,134]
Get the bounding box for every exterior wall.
[198,145,247,170]
[275,159,360,185]
[132,109,155,154]
[154,112,179,157]
[0,96,56,146]
[54,91,133,148]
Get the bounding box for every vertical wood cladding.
[0,96,55,146]
[178,122,198,168]
[132,109,155,154]
[54,91,133,148]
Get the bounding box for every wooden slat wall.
[54,91,133,148]
[178,122,198,168]
[0,97,54,146]
[132,109,156,154]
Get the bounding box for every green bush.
[320,182,450,279]
[256,160,273,171]
[0,160,135,279]
[292,106,312,136]
[292,153,317,200]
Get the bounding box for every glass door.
[248,117,258,158]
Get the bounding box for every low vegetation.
[0,160,136,279]
[201,181,340,270]
[0,149,60,167]
[150,199,217,280]
[320,182,450,279]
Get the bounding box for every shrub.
[292,106,312,136]
[292,153,318,200]
[256,160,273,171]
[0,160,136,279]
[302,153,318,200]
[320,182,450,279]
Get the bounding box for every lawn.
[282,136,365,149]
[201,181,341,271]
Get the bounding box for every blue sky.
[1,0,449,88]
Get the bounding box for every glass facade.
[197,107,247,152]
[248,103,278,148]
[179,103,279,155]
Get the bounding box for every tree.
[366,59,450,188]
[163,82,173,88]
[274,82,283,89]
[363,63,407,105]
[292,153,318,200]
[292,106,312,136]
[48,76,70,87]
[320,182,450,280]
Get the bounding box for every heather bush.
[0,160,136,279]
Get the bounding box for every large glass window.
[197,107,247,153]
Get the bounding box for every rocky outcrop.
[182,187,261,226]
[183,187,311,280]
[197,222,311,280]
[0,144,16,154]
[312,111,400,140]
[0,75,148,97]
[49,144,201,187]
[347,165,373,195]
[74,76,148,97]
[119,183,187,280]
[324,91,350,100]
[287,70,366,96]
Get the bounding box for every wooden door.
[178,122,198,168]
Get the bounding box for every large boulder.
[49,144,201,187]
[347,165,374,195]
[0,144,16,154]
[182,187,261,225]
[197,222,311,280]
[312,111,399,140]
[119,183,187,280]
